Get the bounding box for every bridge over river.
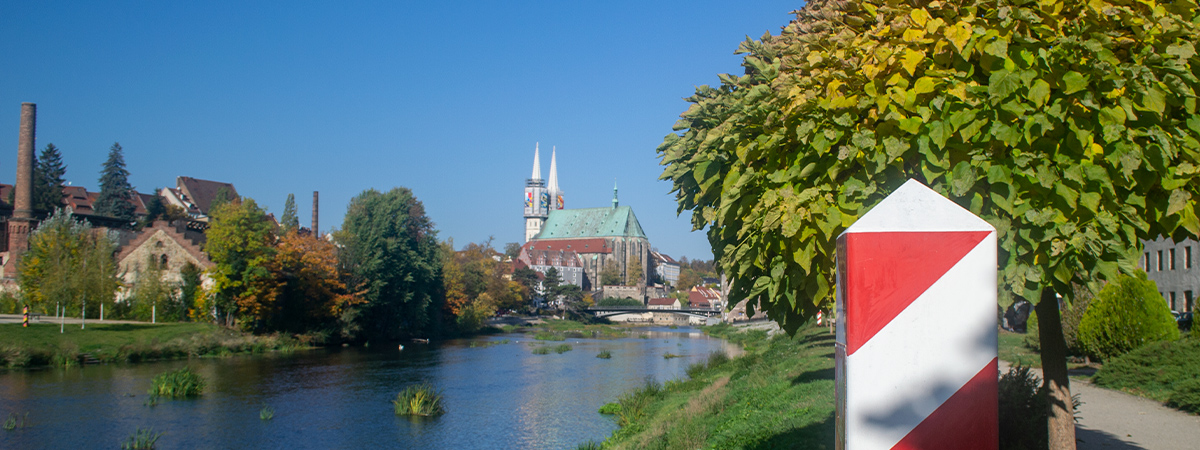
[586,306,723,319]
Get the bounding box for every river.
[0,326,736,449]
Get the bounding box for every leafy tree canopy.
[660,0,1200,333]
[205,197,276,327]
[338,187,440,339]
[18,208,119,315]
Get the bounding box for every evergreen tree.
[33,143,67,213]
[94,142,136,223]
[280,193,299,233]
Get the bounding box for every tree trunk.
[1035,287,1076,450]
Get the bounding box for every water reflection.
[0,326,734,449]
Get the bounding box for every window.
[1170,292,1178,311]
[160,254,168,269]
[1188,247,1193,269]
[1158,250,1164,271]
[1187,291,1194,312]
[1171,248,1177,270]
[1145,252,1152,270]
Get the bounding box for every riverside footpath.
[999,361,1200,450]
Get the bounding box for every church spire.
[531,143,542,180]
[612,180,619,208]
[548,146,562,210]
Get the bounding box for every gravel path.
[999,361,1200,449]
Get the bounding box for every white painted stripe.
[845,179,994,233]
[844,233,997,450]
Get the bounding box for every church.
[516,144,651,294]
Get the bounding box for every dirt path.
[999,361,1200,449]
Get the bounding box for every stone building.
[115,220,214,289]
[1141,236,1198,313]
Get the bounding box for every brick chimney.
[5,103,37,278]
[312,191,319,238]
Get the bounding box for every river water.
[0,326,735,449]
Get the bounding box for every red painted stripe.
[843,231,990,355]
[893,358,999,450]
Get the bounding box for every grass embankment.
[590,324,835,449]
[1092,336,1200,413]
[523,319,628,341]
[0,322,307,368]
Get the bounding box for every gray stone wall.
[1141,236,1199,313]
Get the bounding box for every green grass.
[591,324,836,449]
[121,428,163,450]
[3,412,29,431]
[260,404,275,421]
[1092,337,1200,413]
[532,346,551,355]
[597,350,612,359]
[553,344,573,354]
[149,367,205,398]
[998,329,1042,368]
[0,322,305,368]
[394,383,446,417]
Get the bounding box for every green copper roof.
[536,206,646,239]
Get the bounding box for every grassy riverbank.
[587,323,836,449]
[0,322,307,368]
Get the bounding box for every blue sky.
[1,1,800,260]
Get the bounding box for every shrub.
[998,366,1047,450]
[393,382,446,417]
[1093,337,1200,409]
[1167,378,1200,414]
[121,428,163,450]
[1078,271,1179,361]
[149,367,205,398]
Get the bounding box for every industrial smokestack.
[15,103,35,220]
[312,191,319,238]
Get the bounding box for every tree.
[33,143,66,213]
[240,231,355,333]
[280,193,299,233]
[18,208,119,317]
[657,1,1200,448]
[600,260,622,286]
[511,267,542,303]
[338,187,441,340]
[503,242,523,259]
[177,262,203,321]
[626,258,644,286]
[94,142,137,223]
[542,267,563,301]
[205,197,276,327]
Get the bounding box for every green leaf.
[913,77,938,95]
[1029,79,1051,107]
[898,117,923,134]
[989,69,1022,99]
[1098,106,1126,127]
[1141,87,1166,115]
[1168,189,1191,216]
[944,22,973,55]
[1062,71,1088,95]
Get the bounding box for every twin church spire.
[524,143,564,242]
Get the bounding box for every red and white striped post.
[835,179,998,450]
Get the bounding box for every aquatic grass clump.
[532,346,551,355]
[260,404,275,421]
[574,440,603,450]
[149,367,205,398]
[597,350,612,359]
[121,428,163,449]
[3,412,29,431]
[553,344,573,354]
[394,382,446,417]
[663,353,682,359]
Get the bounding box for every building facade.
[1142,236,1199,313]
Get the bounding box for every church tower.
[524,144,549,242]
[547,146,564,211]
